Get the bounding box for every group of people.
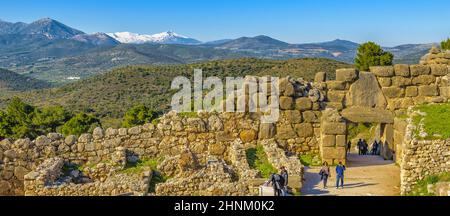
[319,161,346,189]
[350,139,381,155]
[266,166,289,196]
[357,139,381,155]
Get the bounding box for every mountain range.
[0,18,435,84]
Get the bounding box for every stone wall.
[399,110,450,195]
[1,91,309,195]
[23,157,152,196]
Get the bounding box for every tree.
[122,104,156,128]
[0,110,13,139]
[441,38,450,50]
[61,113,101,136]
[355,42,394,71]
[5,97,37,139]
[33,106,71,134]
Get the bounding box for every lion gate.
[317,62,449,164]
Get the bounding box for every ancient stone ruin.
[1,48,449,196]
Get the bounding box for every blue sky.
[1,0,449,46]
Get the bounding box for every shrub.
[61,112,101,136]
[441,38,450,50]
[355,42,393,71]
[246,145,278,178]
[122,104,156,128]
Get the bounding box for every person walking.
[280,166,289,196]
[335,161,346,189]
[357,139,363,155]
[347,141,352,155]
[319,162,331,189]
[268,173,284,196]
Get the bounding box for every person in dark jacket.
[347,141,352,155]
[280,166,289,195]
[335,161,346,189]
[319,162,331,188]
[269,173,284,196]
[357,139,363,155]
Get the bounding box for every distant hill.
[0,18,435,83]
[216,35,290,50]
[10,58,351,127]
[0,68,51,93]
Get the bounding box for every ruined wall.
[398,107,450,195]
[1,77,314,195]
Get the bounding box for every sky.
[1,0,450,46]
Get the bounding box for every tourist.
[268,173,284,196]
[335,161,346,189]
[347,141,352,155]
[280,166,289,195]
[357,139,363,155]
[362,140,369,155]
[372,141,379,155]
[319,162,331,189]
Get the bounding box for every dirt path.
[301,153,400,196]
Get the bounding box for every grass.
[120,157,162,174]
[178,112,199,118]
[412,103,450,140]
[407,172,450,196]
[246,145,278,178]
[299,154,321,167]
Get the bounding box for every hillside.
[6,58,351,127]
[0,68,51,94]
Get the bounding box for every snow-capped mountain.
[107,31,202,45]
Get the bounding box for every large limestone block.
[279,78,295,96]
[418,85,439,96]
[391,77,412,87]
[325,102,344,111]
[439,86,450,98]
[377,77,392,87]
[282,110,302,123]
[341,107,394,124]
[294,123,314,138]
[430,64,448,76]
[336,68,358,82]
[327,90,346,103]
[382,86,405,98]
[405,86,418,97]
[322,147,346,160]
[240,130,257,142]
[322,135,336,147]
[279,96,293,110]
[322,122,346,135]
[276,124,297,139]
[412,75,436,85]
[345,72,387,108]
[302,111,321,123]
[410,65,431,76]
[314,72,327,83]
[295,97,312,111]
[259,123,275,139]
[326,80,346,90]
[370,66,394,77]
[394,64,410,77]
[336,135,347,147]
